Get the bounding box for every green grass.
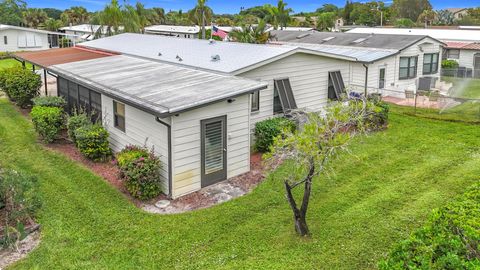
[1,98,480,269]
[442,76,480,99]
[0,59,34,71]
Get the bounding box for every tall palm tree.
[135,2,149,33]
[229,19,270,44]
[41,18,63,31]
[61,6,89,25]
[188,0,212,39]
[22,8,48,28]
[99,0,122,36]
[122,4,141,33]
[276,0,292,30]
[149,7,165,25]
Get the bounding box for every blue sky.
[27,0,479,14]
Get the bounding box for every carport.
[13,47,116,95]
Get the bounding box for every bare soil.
[0,230,40,269]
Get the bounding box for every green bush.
[75,124,111,161]
[32,96,66,108]
[379,182,480,269]
[254,117,296,153]
[30,105,64,143]
[0,169,41,249]
[116,145,162,200]
[365,95,389,130]
[67,111,91,144]
[1,67,42,108]
[395,18,416,28]
[442,59,459,69]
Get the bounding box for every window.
[399,56,418,80]
[251,91,259,112]
[379,68,386,89]
[273,79,297,114]
[447,49,460,59]
[423,53,439,75]
[113,101,125,132]
[328,71,345,100]
[3,36,7,45]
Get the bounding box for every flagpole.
[210,22,213,40]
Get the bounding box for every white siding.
[101,95,171,194]
[458,49,480,69]
[170,94,250,198]
[0,29,50,52]
[240,52,351,129]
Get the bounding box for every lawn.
[0,58,34,71]
[1,97,480,269]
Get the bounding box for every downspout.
[155,116,173,199]
[363,64,369,96]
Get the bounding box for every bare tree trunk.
[284,163,315,236]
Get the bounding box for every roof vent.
[158,52,162,56]
[296,33,310,39]
[211,54,221,61]
[176,55,183,62]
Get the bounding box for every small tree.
[265,98,378,236]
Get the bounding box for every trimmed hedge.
[116,145,162,200]
[32,96,66,108]
[254,117,296,153]
[379,182,480,269]
[442,59,459,69]
[30,106,64,143]
[67,112,91,144]
[0,67,41,108]
[75,124,111,161]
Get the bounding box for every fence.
[377,87,480,123]
[441,68,480,79]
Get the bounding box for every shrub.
[0,169,41,249]
[379,182,480,269]
[32,96,66,108]
[442,59,459,69]
[1,67,42,108]
[254,117,296,153]
[116,145,162,200]
[30,106,64,143]
[67,111,91,144]
[365,95,389,130]
[75,124,111,161]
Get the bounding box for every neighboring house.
[144,25,200,38]
[445,8,469,20]
[13,32,444,198]
[270,30,445,95]
[59,24,118,42]
[348,27,480,77]
[0,24,71,52]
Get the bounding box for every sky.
[26,0,479,14]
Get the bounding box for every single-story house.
[144,25,201,39]
[445,8,469,20]
[0,24,73,52]
[59,24,122,43]
[13,33,444,198]
[347,27,480,76]
[270,30,446,95]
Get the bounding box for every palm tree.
[135,2,149,33]
[149,7,165,25]
[264,0,292,30]
[188,0,212,39]
[61,6,89,25]
[22,8,48,28]
[229,19,270,44]
[122,4,141,33]
[41,18,63,31]
[99,0,122,36]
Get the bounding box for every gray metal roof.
[49,55,267,116]
[298,44,398,63]
[270,30,432,50]
[79,33,297,74]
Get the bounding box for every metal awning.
[13,47,116,68]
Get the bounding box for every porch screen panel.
[67,81,78,112]
[79,85,90,113]
[274,79,297,112]
[204,121,224,174]
[90,91,102,121]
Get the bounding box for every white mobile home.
[144,25,200,39]
[14,33,444,198]
[347,27,480,77]
[0,24,71,52]
[270,30,445,95]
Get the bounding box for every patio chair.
[417,90,430,106]
[428,91,441,108]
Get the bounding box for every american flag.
[212,25,228,39]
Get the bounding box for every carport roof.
[13,47,116,68]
